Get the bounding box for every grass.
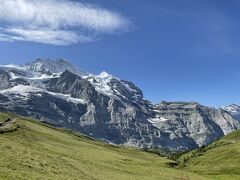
[177,130,240,180]
[0,112,203,180]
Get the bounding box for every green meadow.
[177,129,240,180]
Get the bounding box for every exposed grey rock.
[151,101,240,147]
[0,69,11,90]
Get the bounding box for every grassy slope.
[178,130,240,180]
[0,113,203,180]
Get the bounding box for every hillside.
[177,129,240,179]
[0,112,203,180]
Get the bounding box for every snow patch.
[85,71,139,99]
[0,64,26,70]
[223,104,240,114]
[0,85,86,104]
[90,71,115,97]
[121,82,137,93]
[97,71,111,79]
[48,92,86,104]
[148,115,169,126]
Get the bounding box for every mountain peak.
[25,58,88,76]
[98,71,112,78]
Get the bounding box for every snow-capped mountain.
[25,59,88,76]
[222,104,240,121]
[0,59,140,100]
[0,59,88,80]
[0,59,240,151]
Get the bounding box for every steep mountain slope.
[0,112,204,180]
[0,59,240,151]
[177,129,240,179]
[152,102,240,148]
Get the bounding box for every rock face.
[0,59,240,151]
[151,102,240,147]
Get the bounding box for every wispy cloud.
[0,0,131,45]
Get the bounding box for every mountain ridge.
[0,59,240,151]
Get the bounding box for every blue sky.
[0,0,240,107]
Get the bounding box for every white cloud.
[2,28,93,45]
[0,0,131,45]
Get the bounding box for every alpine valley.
[0,59,240,151]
